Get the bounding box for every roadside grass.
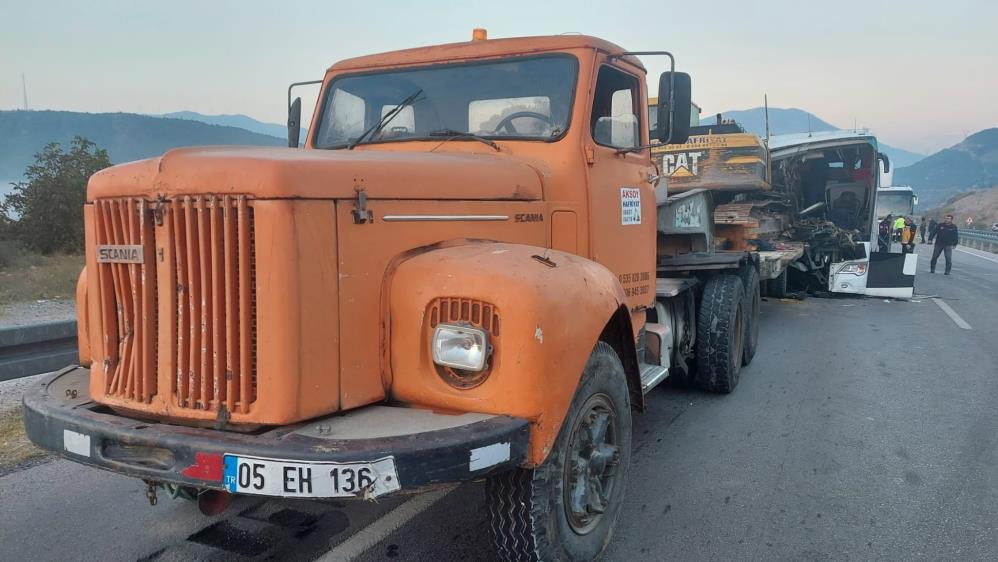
[0,244,82,306]
[0,406,47,472]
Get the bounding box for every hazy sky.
[2,0,996,154]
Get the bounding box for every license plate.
[222,455,401,498]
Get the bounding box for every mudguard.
[387,242,633,466]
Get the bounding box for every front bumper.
[23,366,530,497]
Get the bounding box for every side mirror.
[877,151,890,173]
[288,97,302,148]
[913,195,919,206]
[657,71,692,145]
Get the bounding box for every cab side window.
[591,66,640,149]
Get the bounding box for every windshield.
[876,192,915,218]
[313,55,578,149]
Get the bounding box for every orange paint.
[80,34,660,463]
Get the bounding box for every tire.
[695,274,745,393]
[737,264,760,366]
[767,268,788,298]
[486,342,632,562]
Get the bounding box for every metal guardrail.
[0,321,78,382]
[961,229,998,241]
[958,229,998,254]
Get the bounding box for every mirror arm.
[286,79,324,148]
[611,51,676,144]
[287,79,323,113]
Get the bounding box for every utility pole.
[763,94,770,143]
[764,94,771,184]
[22,74,28,110]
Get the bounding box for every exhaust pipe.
[197,489,232,516]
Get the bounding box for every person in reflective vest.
[893,215,906,242]
[900,217,917,254]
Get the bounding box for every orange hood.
[87,146,545,201]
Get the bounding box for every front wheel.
[486,342,632,562]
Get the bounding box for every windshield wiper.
[347,88,423,150]
[428,129,500,151]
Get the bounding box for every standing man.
[930,214,959,275]
[920,215,928,243]
[927,217,938,242]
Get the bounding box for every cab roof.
[327,34,644,73]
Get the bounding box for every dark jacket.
[934,222,959,246]
[878,218,892,240]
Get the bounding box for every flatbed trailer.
[644,187,792,391]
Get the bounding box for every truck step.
[639,362,670,394]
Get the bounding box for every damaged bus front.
[769,131,916,299]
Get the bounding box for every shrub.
[2,137,111,254]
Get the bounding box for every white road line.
[932,298,972,330]
[955,247,998,266]
[317,486,455,561]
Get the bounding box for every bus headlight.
[838,263,867,275]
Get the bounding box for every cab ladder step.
[639,362,669,394]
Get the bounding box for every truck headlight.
[432,324,490,372]
[838,263,867,275]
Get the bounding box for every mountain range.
[8,108,987,212]
[0,110,284,184]
[702,107,925,168]
[892,128,998,210]
[157,111,305,142]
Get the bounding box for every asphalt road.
[2,243,997,561]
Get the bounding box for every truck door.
[585,64,657,324]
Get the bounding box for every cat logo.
[96,245,144,264]
[662,151,704,177]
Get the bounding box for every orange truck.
[24,31,767,561]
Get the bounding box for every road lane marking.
[932,298,972,330]
[318,486,455,561]
[955,247,998,266]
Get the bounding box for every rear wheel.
[486,342,632,562]
[695,274,745,393]
[767,268,788,298]
[737,264,760,366]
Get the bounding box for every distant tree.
[2,136,111,254]
[0,199,11,238]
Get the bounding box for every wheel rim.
[563,393,621,535]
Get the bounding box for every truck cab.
[25,32,723,562]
